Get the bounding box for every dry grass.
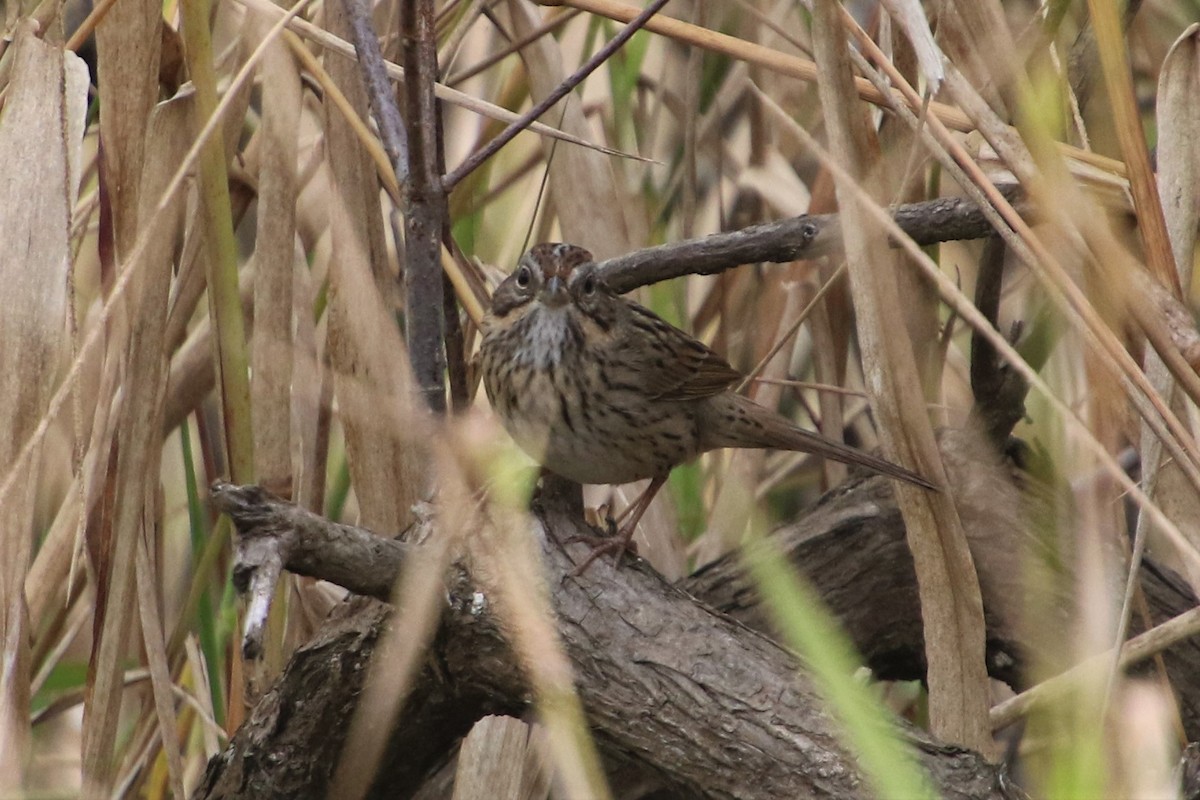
[0,0,1197,796]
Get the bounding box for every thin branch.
[344,0,466,412]
[595,187,1026,293]
[400,0,449,413]
[441,0,671,191]
[992,605,1200,730]
[444,7,582,86]
[969,236,1028,446]
[341,0,447,413]
[340,0,409,191]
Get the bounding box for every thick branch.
[200,443,1200,798]
[690,476,1200,739]
[199,479,1020,799]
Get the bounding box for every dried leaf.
[81,64,187,800]
[453,716,549,800]
[250,15,302,497]
[1156,24,1199,276]
[135,524,185,799]
[322,3,426,533]
[94,0,162,257]
[878,0,943,92]
[810,0,992,754]
[500,0,639,259]
[1137,24,1200,592]
[0,27,85,789]
[1086,0,1181,297]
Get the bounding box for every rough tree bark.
[194,449,1200,799]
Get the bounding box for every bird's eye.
[515,266,531,288]
[582,274,597,295]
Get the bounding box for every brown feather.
[698,393,936,489]
[618,302,742,401]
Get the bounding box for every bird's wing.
[618,302,743,401]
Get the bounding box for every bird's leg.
[568,474,667,576]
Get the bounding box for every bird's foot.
[566,517,638,576]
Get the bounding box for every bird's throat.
[518,306,579,369]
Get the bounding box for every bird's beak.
[540,275,568,307]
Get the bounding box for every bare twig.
[992,605,1200,730]
[969,236,1028,446]
[342,0,448,412]
[444,7,581,86]
[595,188,1025,293]
[340,0,409,189]
[400,0,449,413]
[441,0,672,190]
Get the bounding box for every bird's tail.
[699,393,936,490]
